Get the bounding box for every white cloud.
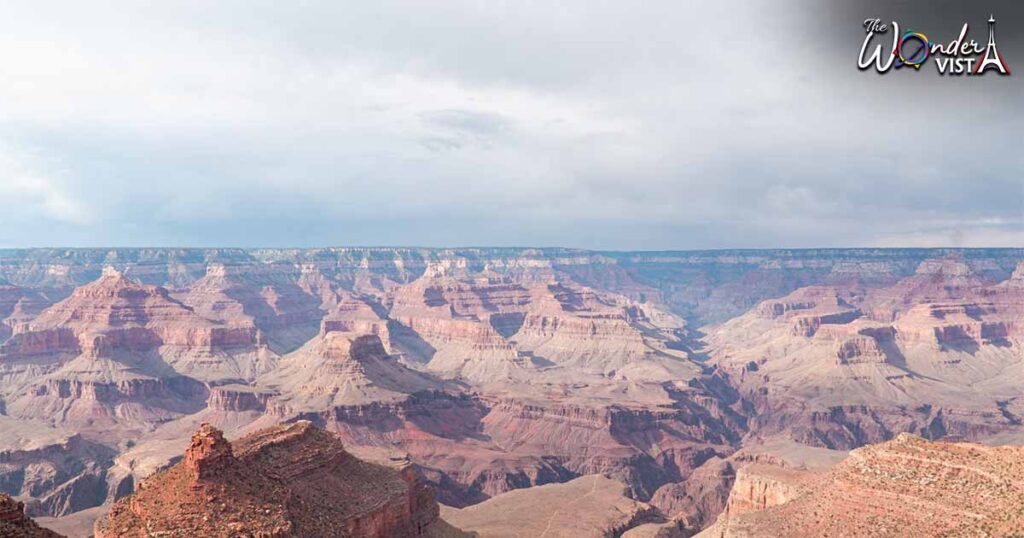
[0,148,92,225]
[0,0,1018,248]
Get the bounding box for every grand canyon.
[2,247,1024,537]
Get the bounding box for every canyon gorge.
[2,247,1024,537]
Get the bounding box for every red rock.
[94,421,456,538]
[183,423,235,480]
[0,494,63,537]
[700,434,1024,537]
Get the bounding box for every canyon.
[0,247,1022,537]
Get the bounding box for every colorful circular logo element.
[895,30,930,69]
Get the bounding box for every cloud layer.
[0,0,1021,249]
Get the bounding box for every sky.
[0,0,1021,250]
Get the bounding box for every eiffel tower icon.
[974,15,1011,75]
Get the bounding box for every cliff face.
[700,434,1024,538]
[716,465,806,517]
[3,248,1020,326]
[95,421,451,538]
[0,493,63,537]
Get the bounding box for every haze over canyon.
[1,247,1024,537]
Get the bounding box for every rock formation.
[707,259,1024,449]
[0,493,63,537]
[388,269,696,383]
[0,285,51,345]
[0,268,253,437]
[700,433,1024,537]
[95,421,453,537]
[266,332,443,410]
[176,263,327,355]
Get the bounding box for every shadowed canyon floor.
[0,248,1023,536]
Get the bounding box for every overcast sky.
[0,0,1021,249]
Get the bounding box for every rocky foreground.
[0,494,61,537]
[95,421,458,538]
[700,434,1024,537]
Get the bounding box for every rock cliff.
[700,433,1024,537]
[95,421,454,537]
[0,493,63,537]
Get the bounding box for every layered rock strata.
[95,421,450,537]
[700,434,1024,537]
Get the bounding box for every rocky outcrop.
[317,291,391,348]
[0,494,63,537]
[835,334,890,365]
[183,423,235,480]
[717,465,805,517]
[95,421,451,537]
[206,384,275,413]
[699,434,1024,537]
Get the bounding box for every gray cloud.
[0,0,1020,249]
